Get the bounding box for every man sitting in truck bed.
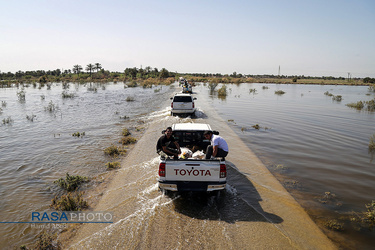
[156,127,181,159]
[203,130,229,159]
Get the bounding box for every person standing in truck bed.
[156,127,181,159]
[203,130,229,159]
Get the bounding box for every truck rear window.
[173,96,192,102]
[173,131,210,150]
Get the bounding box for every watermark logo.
[31,211,113,223]
[0,211,113,224]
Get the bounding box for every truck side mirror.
[213,130,219,135]
[193,97,197,100]
[161,130,165,134]
[170,97,173,100]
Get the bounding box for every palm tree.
[86,64,94,77]
[73,65,83,77]
[94,63,102,73]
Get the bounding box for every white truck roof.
[172,123,211,131]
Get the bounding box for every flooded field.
[196,83,375,249]
[0,82,174,248]
[1,81,374,249]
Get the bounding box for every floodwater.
[196,83,375,249]
[0,82,174,248]
[0,81,374,249]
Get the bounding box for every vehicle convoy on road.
[179,77,193,93]
[182,84,193,94]
[158,123,227,192]
[170,93,196,116]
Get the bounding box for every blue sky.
[1,0,374,77]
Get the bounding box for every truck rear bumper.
[171,108,195,114]
[159,181,226,192]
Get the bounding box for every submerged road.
[63,86,337,249]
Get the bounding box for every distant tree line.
[0,64,176,81]
[179,71,351,80]
[363,77,375,83]
[123,67,175,79]
[0,65,371,82]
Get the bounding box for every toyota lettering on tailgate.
[174,169,211,176]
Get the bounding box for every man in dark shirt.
[156,127,181,159]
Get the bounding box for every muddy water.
[198,83,375,249]
[0,82,174,248]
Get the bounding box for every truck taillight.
[220,164,226,178]
[171,102,173,108]
[159,162,166,177]
[192,102,195,108]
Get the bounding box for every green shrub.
[54,173,88,192]
[275,90,285,95]
[119,136,137,145]
[207,82,218,91]
[332,95,342,101]
[104,145,127,156]
[346,101,364,110]
[2,116,13,124]
[33,230,61,250]
[252,124,260,130]
[106,161,121,169]
[218,85,227,97]
[72,132,85,137]
[364,200,375,229]
[122,128,131,136]
[17,89,26,101]
[45,101,57,112]
[50,192,88,211]
[62,91,75,98]
[346,98,375,111]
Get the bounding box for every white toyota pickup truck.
[158,123,227,192]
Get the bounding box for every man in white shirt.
[203,130,229,159]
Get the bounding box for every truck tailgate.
[174,102,193,110]
[165,160,221,182]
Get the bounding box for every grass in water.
[275,90,285,95]
[26,114,36,122]
[2,116,13,125]
[369,134,375,152]
[325,219,345,231]
[72,132,85,137]
[346,98,375,111]
[62,91,75,98]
